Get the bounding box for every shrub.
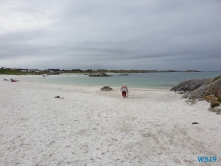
[218,98,221,103]
[211,103,220,108]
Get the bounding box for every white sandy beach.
[0,75,221,166]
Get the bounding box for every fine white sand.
[0,75,221,166]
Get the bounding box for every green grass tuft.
[206,75,221,85]
[211,103,220,108]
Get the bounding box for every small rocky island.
[118,73,129,76]
[89,73,112,77]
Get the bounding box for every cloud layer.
[0,0,221,70]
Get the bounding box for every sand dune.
[0,76,221,166]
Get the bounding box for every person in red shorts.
[120,83,128,98]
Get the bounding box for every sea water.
[23,72,221,90]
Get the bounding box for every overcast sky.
[0,0,220,70]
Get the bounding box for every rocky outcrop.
[171,75,221,100]
[204,78,221,98]
[188,85,209,99]
[170,78,212,92]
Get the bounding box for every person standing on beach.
[120,83,128,98]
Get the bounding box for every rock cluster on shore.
[101,85,113,91]
[171,78,212,92]
[171,75,221,98]
[171,75,221,111]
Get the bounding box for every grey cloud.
[0,0,221,70]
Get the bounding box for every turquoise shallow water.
[23,72,221,90]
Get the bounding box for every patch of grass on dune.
[206,75,221,85]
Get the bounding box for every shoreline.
[1,74,171,91]
[1,75,221,165]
